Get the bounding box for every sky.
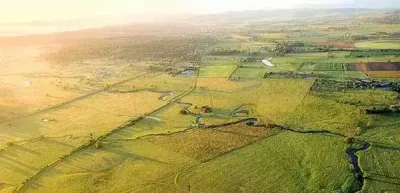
[0,0,399,23]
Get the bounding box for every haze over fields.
[1,0,400,36]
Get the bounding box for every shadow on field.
[42,138,75,149]
[25,180,43,190]
[0,159,34,176]
[2,153,38,170]
[13,144,41,156]
[367,173,400,188]
[103,147,170,165]
[367,178,400,186]
[373,144,400,152]
[371,173,400,180]
[107,119,162,139]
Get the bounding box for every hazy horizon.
[1,0,399,36]
[1,0,400,24]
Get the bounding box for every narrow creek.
[200,117,370,192]
[346,141,370,191]
[175,99,371,192]
[272,123,370,192]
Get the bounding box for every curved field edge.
[18,123,363,193]
[177,131,358,193]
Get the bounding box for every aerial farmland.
[1,6,400,193]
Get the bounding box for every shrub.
[180,109,189,115]
[366,121,372,127]
[344,137,354,144]
[95,140,102,149]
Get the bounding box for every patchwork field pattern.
[2,8,400,193]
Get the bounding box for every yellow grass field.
[2,9,400,193]
[0,75,87,121]
[106,103,195,140]
[0,136,90,189]
[0,91,167,192]
[183,79,315,125]
[230,34,251,40]
[0,91,166,147]
[196,78,261,92]
[366,71,400,78]
[111,74,194,93]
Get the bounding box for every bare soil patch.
[347,62,400,71]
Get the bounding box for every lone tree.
[344,137,354,144]
[180,109,189,115]
[94,140,102,149]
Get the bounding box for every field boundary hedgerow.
[14,70,200,193]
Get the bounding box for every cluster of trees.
[272,42,292,56]
[263,71,313,78]
[325,26,349,31]
[391,82,400,92]
[358,13,400,24]
[209,48,262,56]
[350,50,400,58]
[238,57,259,63]
[44,36,211,74]
[350,35,369,41]
[271,41,339,56]
[209,48,243,55]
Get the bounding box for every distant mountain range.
[0,14,187,37]
[0,8,398,37]
[340,0,400,9]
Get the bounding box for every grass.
[183,79,314,126]
[269,53,328,72]
[0,75,86,121]
[284,94,367,136]
[0,91,166,156]
[215,122,277,137]
[3,10,400,193]
[0,90,167,192]
[315,89,398,107]
[144,126,276,162]
[21,140,197,193]
[106,103,196,140]
[361,114,400,146]
[314,63,345,71]
[20,123,276,193]
[231,67,267,78]
[0,136,89,188]
[110,74,194,93]
[359,146,400,192]
[366,71,400,78]
[252,79,315,123]
[230,34,251,40]
[199,65,238,78]
[259,33,287,40]
[21,124,357,193]
[343,71,369,79]
[178,131,357,193]
[196,78,261,92]
[356,40,400,50]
